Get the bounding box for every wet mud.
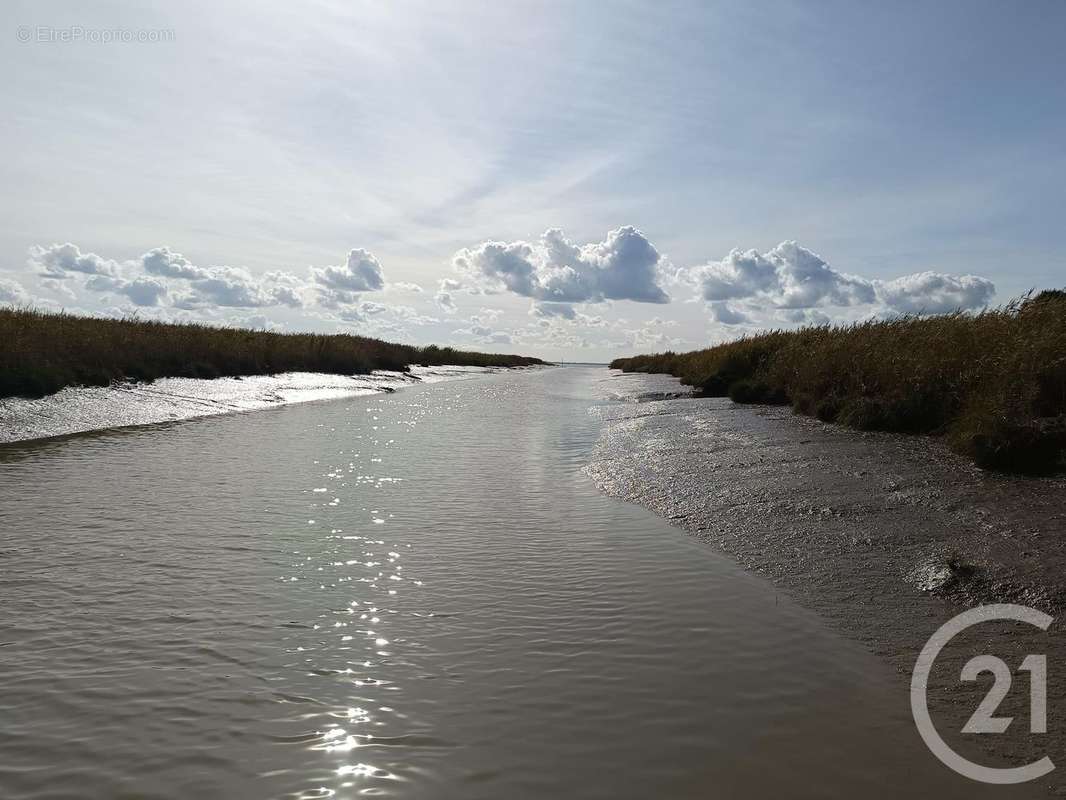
[588,370,1066,794]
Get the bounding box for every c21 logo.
[911,604,1053,784]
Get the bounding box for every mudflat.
[588,369,1066,793]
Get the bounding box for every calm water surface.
[0,367,1009,798]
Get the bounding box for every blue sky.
[3,0,1064,360]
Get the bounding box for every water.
[0,366,498,444]
[0,367,1027,798]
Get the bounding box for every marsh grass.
[0,308,544,400]
[611,291,1066,474]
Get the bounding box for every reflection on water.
[0,365,501,444]
[0,368,1022,799]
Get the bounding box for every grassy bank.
[0,308,545,400]
[611,291,1066,474]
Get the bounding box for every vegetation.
[0,308,545,400]
[611,291,1066,474]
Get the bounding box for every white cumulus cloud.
[119,277,169,307]
[690,240,996,321]
[707,301,749,325]
[30,243,120,278]
[453,226,669,305]
[311,248,385,294]
[142,247,209,280]
[876,271,996,314]
[695,241,875,309]
[22,242,401,315]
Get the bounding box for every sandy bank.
[0,365,523,444]
[588,369,1066,793]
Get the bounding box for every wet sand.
[587,369,1066,794]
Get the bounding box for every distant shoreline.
[0,364,539,445]
[0,307,546,401]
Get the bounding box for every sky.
[3,0,1064,362]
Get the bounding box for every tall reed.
[611,291,1066,474]
[0,308,544,400]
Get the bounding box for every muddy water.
[0,368,1034,798]
[590,369,1066,791]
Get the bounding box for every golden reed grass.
[611,291,1066,474]
[0,307,544,401]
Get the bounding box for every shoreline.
[610,292,1066,475]
[0,364,541,445]
[0,308,546,400]
[587,369,1066,791]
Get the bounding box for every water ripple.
[0,368,1012,799]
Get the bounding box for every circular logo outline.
[911,603,1054,784]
